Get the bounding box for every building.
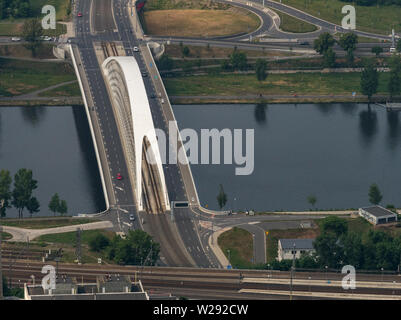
[277,239,315,262]
[24,275,150,300]
[358,206,398,225]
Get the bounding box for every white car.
[390,47,396,53]
[129,214,135,222]
[11,37,21,42]
[133,46,139,52]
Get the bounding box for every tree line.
[271,216,401,272]
[88,230,160,266]
[0,168,68,218]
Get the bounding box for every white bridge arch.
[102,56,170,212]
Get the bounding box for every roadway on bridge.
[73,0,221,268]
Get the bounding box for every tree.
[320,216,348,237]
[360,62,379,102]
[313,32,336,55]
[323,48,336,68]
[338,33,358,65]
[388,56,401,100]
[217,184,227,210]
[307,195,317,208]
[229,50,247,71]
[89,233,110,252]
[342,232,364,269]
[59,200,68,216]
[49,193,60,216]
[11,169,38,219]
[108,230,160,266]
[27,197,40,217]
[314,233,344,268]
[182,46,190,57]
[371,46,383,57]
[397,39,401,53]
[21,18,43,57]
[157,54,174,71]
[0,170,12,218]
[255,59,268,81]
[368,183,383,205]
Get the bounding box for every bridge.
[68,0,221,268]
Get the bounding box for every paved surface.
[2,221,113,242]
[71,0,221,268]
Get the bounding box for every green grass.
[0,58,76,96]
[281,0,401,35]
[0,231,12,240]
[37,229,115,245]
[274,9,318,33]
[164,72,392,97]
[218,227,254,268]
[0,217,99,229]
[39,81,80,97]
[145,0,230,11]
[0,23,22,36]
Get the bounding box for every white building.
[277,239,315,262]
[358,206,397,225]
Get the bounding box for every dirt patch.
[144,9,260,37]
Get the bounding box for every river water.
[0,106,105,218]
[1,103,400,216]
[173,103,401,211]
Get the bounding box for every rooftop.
[279,238,315,250]
[360,206,397,218]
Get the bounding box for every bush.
[88,233,110,252]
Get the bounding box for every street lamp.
[227,249,231,263]
[290,243,296,300]
[325,265,328,281]
[381,267,384,284]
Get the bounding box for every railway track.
[101,41,119,58]
[2,259,401,299]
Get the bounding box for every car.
[77,12,83,17]
[300,41,310,45]
[133,46,139,52]
[116,173,123,180]
[150,93,156,99]
[161,98,165,104]
[129,214,135,222]
[11,37,21,42]
[142,72,147,77]
[390,47,396,53]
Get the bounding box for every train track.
[101,41,119,58]
[2,259,401,299]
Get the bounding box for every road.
[72,0,220,268]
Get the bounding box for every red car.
[77,12,83,17]
[116,173,123,180]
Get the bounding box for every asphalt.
[72,0,220,268]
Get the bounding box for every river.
[173,103,401,211]
[0,105,105,218]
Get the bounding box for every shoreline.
[1,95,400,107]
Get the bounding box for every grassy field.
[218,227,254,268]
[0,22,66,36]
[0,44,55,59]
[274,9,318,33]
[144,9,260,37]
[39,81,80,97]
[0,232,12,240]
[0,58,76,96]
[0,217,99,229]
[145,0,231,11]
[164,72,392,97]
[36,229,115,264]
[281,0,401,35]
[37,229,114,244]
[164,44,300,59]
